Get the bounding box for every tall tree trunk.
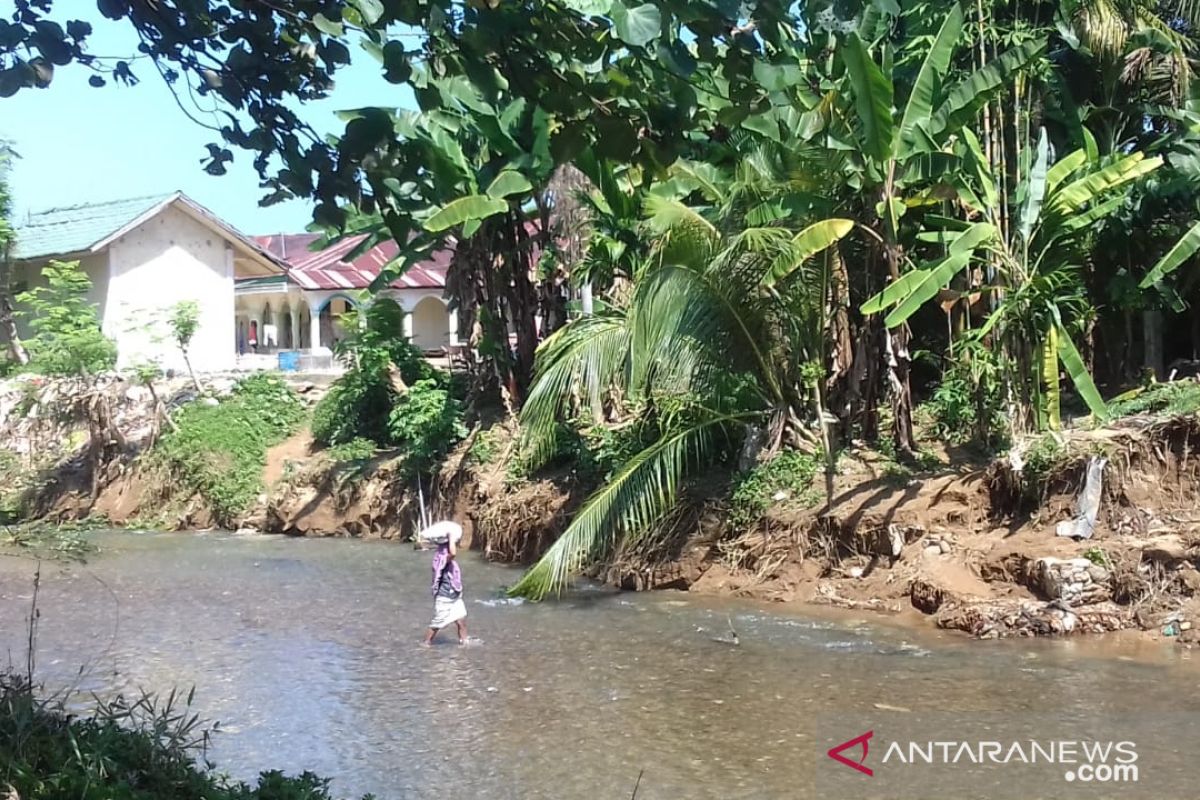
[879,180,917,458]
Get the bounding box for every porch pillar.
[448,308,459,347]
[310,304,325,353]
[402,310,413,342]
[290,310,300,351]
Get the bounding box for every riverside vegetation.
[4,2,1200,644]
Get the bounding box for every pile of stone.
[1029,556,1111,605]
[935,598,1128,639]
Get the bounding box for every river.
[2,531,1199,799]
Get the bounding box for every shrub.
[728,449,821,530]
[0,671,371,800]
[311,298,442,447]
[920,342,1008,450]
[15,260,117,376]
[324,437,377,463]
[387,379,466,474]
[153,373,305,524]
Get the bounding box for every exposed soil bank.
[5,374,1200,647]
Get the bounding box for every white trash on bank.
[1055,456,1107,540]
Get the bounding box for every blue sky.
[1,4,412,234]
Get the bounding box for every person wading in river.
[423,535,467,646]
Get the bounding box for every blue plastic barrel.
[277,351,300,372]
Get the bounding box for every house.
[6,192,286,372]
[4,190,458,374]
[240,233,457,359]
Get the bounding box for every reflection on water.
[1,531,1198,799]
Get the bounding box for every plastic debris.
[1055,456,1107,540]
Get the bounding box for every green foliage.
[468,427,505,466]
[152,374,305,524]
[0,449,30,523]
[0,520,92,559]
[1108,381,1200,419]
[15,260,116,376]
[1019,433,1067,502]
[386,379,466,474]
[0,672,371,800]
[728,450,821,531]
[1084,546,1112,568]
[920,344,1009,449]
[569,421,652,484]
[310,298,440,447]
[323,437,377,463]
[168,300,201,351]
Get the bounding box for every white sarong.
[430,596,467,629]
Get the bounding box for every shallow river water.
[2,531,1200,799]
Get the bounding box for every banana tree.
[509,158,856,598]
[872,126,1166,431]
[812,1,1045,455]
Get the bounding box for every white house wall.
[105,205,235,372]
[6,252,110,343]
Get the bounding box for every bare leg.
[455,618,467,644]
[423,627,439,646]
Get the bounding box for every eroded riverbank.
[5,373,1200,647]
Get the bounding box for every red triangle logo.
[827,730,874,776]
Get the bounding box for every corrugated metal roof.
[254,232,449,291]
[11,193,177,260]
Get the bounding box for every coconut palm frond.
[508,408,760,599]
[643,195,720,269]
[519,312,633,470]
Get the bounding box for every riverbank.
[3,372,1200,647]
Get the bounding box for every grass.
[727,450,822,530]
[150,374,306,526]
[1107,380,1200,420]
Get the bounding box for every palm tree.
[508,156,854,599]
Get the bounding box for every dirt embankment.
[7,374,1200,645]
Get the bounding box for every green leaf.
[929,40,1045,138]
[350,0,385,25]
[509,409,756,599]
[1045,153,1162,217]
[313,13,343,37]
[486,170,533,199]
[897,2,963,158]
[860,268,928,314]
[560,0,613,13]
[1043,326,1061,431]
[881,223,994,327]
[842,34,895,163]
[611,3,661,47]
[1054,319,1107,420]
[644,196,719,268]
[762,219,855,288]
[882,253,972,328]
[741,112,783,143]
[1140,219,1200,287]
[1019,128,1050,243]
[1044,149,1086,195]
[958,128,998,212]
[423,195,509,232]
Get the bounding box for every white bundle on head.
[417,520,463,545]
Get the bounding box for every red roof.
[252,233,448,291]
